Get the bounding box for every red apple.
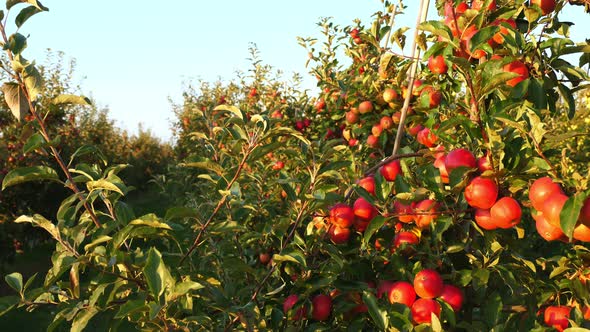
[464,176,499,209]
[529,177,563,211]
[380,116,394,130]
[388,281,416,307]
[439,284,464,312]
[428,55,448,74]
[543,306,571,332]
[358,101,374,114]
[417,127,438,147]
[393,200,415,223]
[411,298,442,324]
[393,231,420,249]
[503,61,529,87]
[531,0,556,15]
[315,98,326,111]
[358,176,376,196]
[541,192,568,228]
[477,155,493,172]
[414,269,444,299]
[490,197,522,229]
[533,211,567,242]
[471,0,497,11]
[475,208,498,230]
[462,25,487,59]
[311,294,332,321]
[380,160,403,182]
[414,199,439,229]
[367,134,379,148]
[329,203,355,228]
[491,19,517,44]
[573,198,590,242]
[382,88,398,103]
[346,111,359,124]
[283,294,307,320]
[329,226,351,244]
[372,123,383,137]
[353,197,378,221]
[445,148,477,173]
[421,86,442,108]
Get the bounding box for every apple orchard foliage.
[1,0,590,331]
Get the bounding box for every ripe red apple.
[411,298,442,325]
[475,208,498,230]
[329,226,351,244]
[421,86,442,108]
[433,149,449,183]
[382,88,398,103]
[490,197,522,229]
[388,281,416,307]
[529,177,563,211]
[573,198,590,242]
[311,294,332,321]
[491,19,517,44]
[350,28,360,38]
[259,252,271,265]
[464,176,499,209]
[414,269,444,299]
[345,111,359,124]
[445,148,477,173]
[358,176,376,195]
[329,203,355,228]
[380,160,403,182]
[543,306,571,332]
[471,0,497,11]
[462,25,487,59]
[477,155,493,172]
[428,55,448,74]
[414,199,439,229]
[439,284,464,312]
[503,61,529,87]
[417,127,438,147]
[366,134,379,148]
[358,101,374,114]
[380,116,394,130]
[393,231,420,248]
[531,0,556,15]
[272,161,285,171]
[541,192,568,228]
[393,200,415,223]
[533,211,567,242]
[372,123,383,137]
[353,197,378,221]
[315,98,326,111]
[407,123,423,136]
[283,294,307,320]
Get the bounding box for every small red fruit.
[366,134,379,148]
[411,298,442,325]
[259,252,271,265]
[345,111,359,124]
[388,281,416,307]
[503,61,529,87]
[464,176,499,209]
[380,116,394,130]
[490,197,522,229]
[272,161,285,171]
[428,55,448,75]
[372,124,383,137]
[445,148,477,173]
[315,98,326,111]
[541,192,568,228]
[529,177,562,211]
[382,88,398,103]
[531,0,556,15]
[417,127,438,147]
[283,294,307,320]
[393,200,415,223]
[477,155,493,172]
[462,25,487,59]
[414,199,439,229]
[353,197,378,221]
[439,284,464,312]
[330,203,355,228]
[358,101,374,114]
[543,306,571,332]
[393,231,420,248]
[380,160,403,182]
[475,208,498,230]
[311,294,332,321]
[358,176,376,196]
[329,226,351,244]
[414,269,444,299]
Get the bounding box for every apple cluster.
[529,177,590,242]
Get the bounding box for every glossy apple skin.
[529,177,563,211]
[541,193,568,228]
[475,208,498,230]
[414,269,444,299]
[543,306,571,332]
[464,176,499,209]
[531,0,556,15]
[388,281,416,307]
[428,55,448,74]
[490,197,522,229]
[414,199,439,229]
[330,203,355,228]
[533,211,567,242]
[411,298,441,324]
[445,148,477,173]
[380,160,403,182]
[353,197,378,221]
[393,231,419,249]
[329,226,351,244]
[358,176,376,195]
[503,61,529,87]
[311,294,332,321]
[283,294,307,320]
[439,284,464,312]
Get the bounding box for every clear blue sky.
[14,1,588,141]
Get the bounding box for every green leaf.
[169,281,204,299]
[70,307,98,332]
[68,145,106,166]
[143,248,174,299]
[560,192,588,240]
[362,215,387,248]
[14,214,59,239]
[51,94,92,106]
[6,0,48,11]
[86,179,125,195]
[164,206,199,221]
[181,159,223,176]
[362,290,388,330]
[22,132,46,154]
[84,235,112,251]
[419,20,453,42]
[1,82,29,121]
[557,83,576,119]
[23,62,42,100]
[5,32,27,55]
[129,215,172,230]
[272,248,306,267]
[469,26,499,53]
[4,272,23,294]
[15,5,40,27]
[213,104,243,120]
[2,166,60,190]
[115,299,148,318]
[483,292,502,328]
